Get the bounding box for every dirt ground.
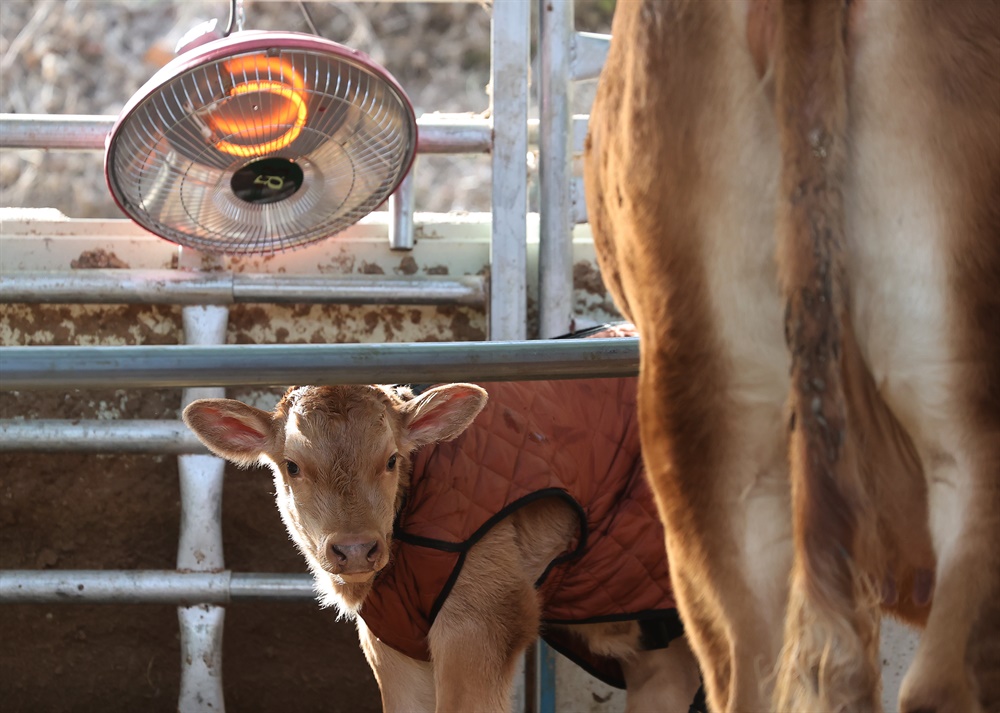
[0,451,383,713]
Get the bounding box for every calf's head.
[183,383,487,611]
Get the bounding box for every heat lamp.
[105,25,417,255]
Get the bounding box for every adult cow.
[584,1,999,711]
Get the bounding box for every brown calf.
[184,376,703,712]
[584,1,999,711]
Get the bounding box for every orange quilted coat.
[360,333,677,688]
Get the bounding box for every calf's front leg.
[358,617,436,713]
[428,520,542,713]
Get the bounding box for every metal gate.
[0,1,620,710]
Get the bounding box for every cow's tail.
[771,1,882,711]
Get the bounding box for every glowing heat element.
[213,82,308,157]
[210,54,308,158]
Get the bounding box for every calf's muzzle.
[324,535,385,574]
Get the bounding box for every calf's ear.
[400,384,488,448]
[183,399,275,467]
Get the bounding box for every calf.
[583,1,999,711]
[184,367,704,711]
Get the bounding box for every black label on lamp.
[231,158,304,204]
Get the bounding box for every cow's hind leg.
[586,0,796,708]
[844,2,1000,708]
[638,349,793,713]
[900,444,1000,713]
[898,437,1000,713]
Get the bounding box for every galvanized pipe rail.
[0,338,640,390]
[0,113,492,154]
[1,570,315,604]
[0,419,208,453]
[0,113,603,154]
[538,0,574,340]
[0,270,486,306]
[490,0,530,341]
[175,301,229,711]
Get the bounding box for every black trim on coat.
[539,608,687,689]
[393,488,589,627]
[541,630,628,689]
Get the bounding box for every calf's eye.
[386,454,397,471]
[286,461,300,477]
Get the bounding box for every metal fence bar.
[535,5,575,706]
[0,114,492,154]
[0,114,112,150]
[0,338,639,390]
[0,571,315,604]
[538,641,558,713]
[0,270,486,306]
[489,0,530,341]
[250,0,479,3]
[388,168,416,250]
[234,273,484,304]
[0,419,207,453]
[570,32,612,82]
[537,0,575,339]
[0,114,604,155]
[0,270,229,305]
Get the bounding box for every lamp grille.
[105,32,417,255]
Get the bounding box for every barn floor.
[0,450,381,713]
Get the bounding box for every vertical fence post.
[491,2,530,707]
[388,163,416,251]
[537,0,574,339]
[538,640,557,713]
[489,0,530,341]
[537,0,573,700]
[176,250,230,712]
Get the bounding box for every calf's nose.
[327,537,382,572]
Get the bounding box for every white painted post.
[176,250,230,712]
